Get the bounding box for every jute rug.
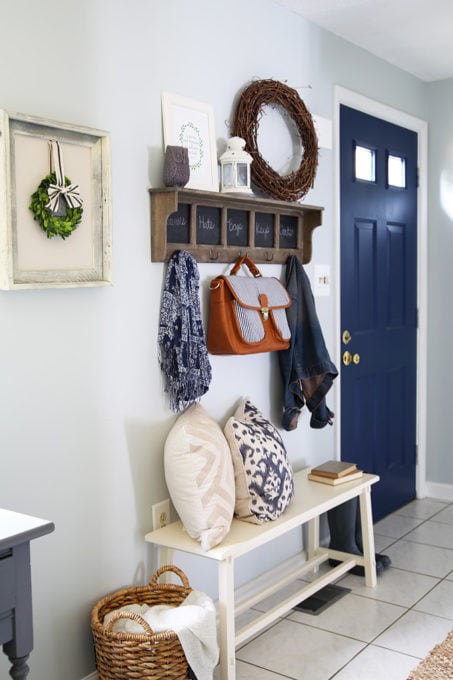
[407,630,453,679]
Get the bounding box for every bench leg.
[359,487,377,587]
[308,515,320,573]
[308,515,319,559]
[156,547,175,583]
[218,557,236,680]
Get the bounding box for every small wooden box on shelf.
[149,187,323,264]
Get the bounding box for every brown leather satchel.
[207,256,291,355]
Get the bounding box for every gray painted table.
[0,509,54,679]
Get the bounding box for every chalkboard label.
[227,209,248,247]
[196,206,221,245]
[167,203,190,244]
[255,212,274,248]
[279,215,298,249]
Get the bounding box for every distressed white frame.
[0,109,111,289]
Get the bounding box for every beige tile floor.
[224,497,453,680]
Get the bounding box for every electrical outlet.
[152,499,170,530]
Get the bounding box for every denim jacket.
[278,256,338,430]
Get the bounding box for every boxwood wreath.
[232,79,318,202]
[29,172,83,239]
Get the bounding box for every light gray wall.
[0,1,446,678]
[424,78,453,484]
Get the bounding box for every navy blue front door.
[340,105,418,521]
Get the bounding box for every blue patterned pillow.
[224,399,294,523]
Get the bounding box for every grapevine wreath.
[232,79,318,202]
[29,140,83,239]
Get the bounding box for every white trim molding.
[333,86,428,500]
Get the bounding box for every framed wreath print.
[161,92,219,192]
[0,109,112,289]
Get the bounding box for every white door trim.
[333,86,428,500]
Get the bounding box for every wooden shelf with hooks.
[149,188,323,264]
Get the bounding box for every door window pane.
[388,154,406,188]
[355,145,376,182]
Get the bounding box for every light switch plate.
[314,264,331,296]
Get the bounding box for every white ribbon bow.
[46,140,83,213]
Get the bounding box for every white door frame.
[333,86,428,499]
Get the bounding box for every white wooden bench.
[145,467,379,680]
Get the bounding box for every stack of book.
[308,460,363,485]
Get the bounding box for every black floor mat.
[294,584,351,615]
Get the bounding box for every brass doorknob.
[342,329,352,345]
[353,353,360,365]
[343,351,352,366]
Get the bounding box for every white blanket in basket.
[104,589,218,680]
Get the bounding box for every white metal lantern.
[219,137,252,194]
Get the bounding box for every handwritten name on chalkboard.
[227,209,248,247]
[255,213,274,248]
[165,199,301,256]
[167,203,190,244]
[196,206,221,245]
[279,215,298,249]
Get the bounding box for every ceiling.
[275,0,453,82]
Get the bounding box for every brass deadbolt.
[342,329,352,345]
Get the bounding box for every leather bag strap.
[229,255,262,277]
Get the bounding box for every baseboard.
[425,481,453,502]
[81,672,97,680]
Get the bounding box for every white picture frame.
[161,92,219,192]
[0,109,112,290]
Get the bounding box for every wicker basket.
[91,565,192,680]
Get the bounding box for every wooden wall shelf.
[149,188,323,265]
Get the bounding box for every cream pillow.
[224,399,294,524]
[164,403,235,551]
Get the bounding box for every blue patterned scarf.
[158,250,212,412]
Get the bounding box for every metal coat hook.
[209,249,219,261]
